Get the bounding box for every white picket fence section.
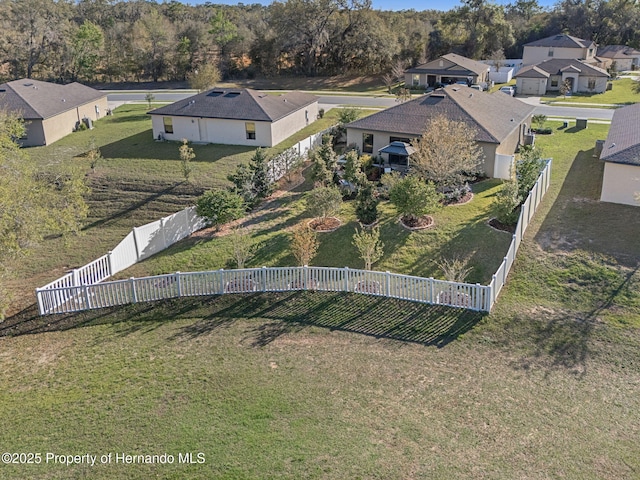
[37,206,207,314]
[35,160,552,316]
[36,267,492,315]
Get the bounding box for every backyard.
[1,105,639,479]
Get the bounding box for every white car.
[499,86,515,96]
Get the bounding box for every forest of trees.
[1,0,639,84]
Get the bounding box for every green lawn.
[2,100,640,479]
[541,77,640,105]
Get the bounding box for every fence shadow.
[3,292,485,349]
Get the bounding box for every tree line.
[1,0,639,83]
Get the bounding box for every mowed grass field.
[1,107,639,479]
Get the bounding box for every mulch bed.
[488,218,516,234]
[309,217,342,232]
[399,215,435,231]
[443,191,474,206]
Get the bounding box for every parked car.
[469,84,484,91]
[499,86,515,96]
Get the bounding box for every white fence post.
[262,266,267,292]
[176,271,182,297]
[107,251,115,277]
[344,267,349,292]
[83,285,91,309]
[218,269,225,294]
[130,277,138,303]
[72,269,80,286]
[132,227,142,261]
[385,271,391,297]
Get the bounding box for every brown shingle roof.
[601,103,640,166]
[0,79,105,120]
[149,89,318,122]
[597,45,640,59]
[346,85,535,144]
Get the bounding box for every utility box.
[576,118,588,129]
[594,139,605,158]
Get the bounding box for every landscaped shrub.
[352,227,384,270]
[289,223,319,266]
[355,181,379,225]
[389,176,442,224]
[305,185,343,222]
[228,148,274,208]
[493,180,520,226]
[196,189,245,230]
[516,145,546,201]
[442,183,471,204]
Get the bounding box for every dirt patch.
[488,218,516,234]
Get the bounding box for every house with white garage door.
[149,88,319,147]
[514,58,609,95]
[600,103,640,207]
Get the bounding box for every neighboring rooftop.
[601,103,640,166]
[524,33,595,49]
[148,89,319,122]
[346,85,535,144]
[515,58,609,78]
[0,78,105,120]
[597,45,640,59]
[406,53,489,77]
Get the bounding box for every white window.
[163,117,173,134]
[245,122,256,140]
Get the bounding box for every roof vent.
[61,98,66,102]
[225,91,241,97]
[208,90,225,96]
[24,82,33,87]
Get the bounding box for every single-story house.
[405,53,490,89]
[514,58,609,95]
[597,45,640,72]
[600,103,640,206]
[148,89,319,147]
[522,33,599,66]
[345,85,535,179]
[0,78,108,146]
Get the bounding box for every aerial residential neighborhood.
[0,0,639,478]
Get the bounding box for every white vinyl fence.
[267,128,332,182]
[488,159,552,305]
[37,206,207,315]
[37,267,491,315]
[36,160,551,316]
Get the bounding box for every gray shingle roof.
[524,33,595,49]
[148,89,318,122]
[346,85,535,144]
[601,103,640,166]
[0,79,105,120]
[597,45,640,59]
[514,58,609,78]
[406,53,489,78]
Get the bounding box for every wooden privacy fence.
[37,267,491,314]
[36,160,551,316]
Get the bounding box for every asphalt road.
[105,90,615,120]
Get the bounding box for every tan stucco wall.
[23,96,108,146]
[346,127,500,178]
[151,101,318,147]
[600,162,640,206]
[271,102,319,146]
[576,76,608,93]
[522,46,589,66]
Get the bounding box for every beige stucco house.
[0,78,108,146]
[597,45,640,72]
[345,85,535,179]
[514,59,609,95]
[522,34,599,66]
[600,103,640,207]
[405,53,490,89]
[148,89,319,147]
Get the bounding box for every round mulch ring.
[488,218,516,234]
[358,219,380,229]
[308,217,342,232]
[399,215,435,231]
[444,191,474,206]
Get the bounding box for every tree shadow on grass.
[2,292,485,349]
[508,265,638,377]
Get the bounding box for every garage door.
[520,78,541,95]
